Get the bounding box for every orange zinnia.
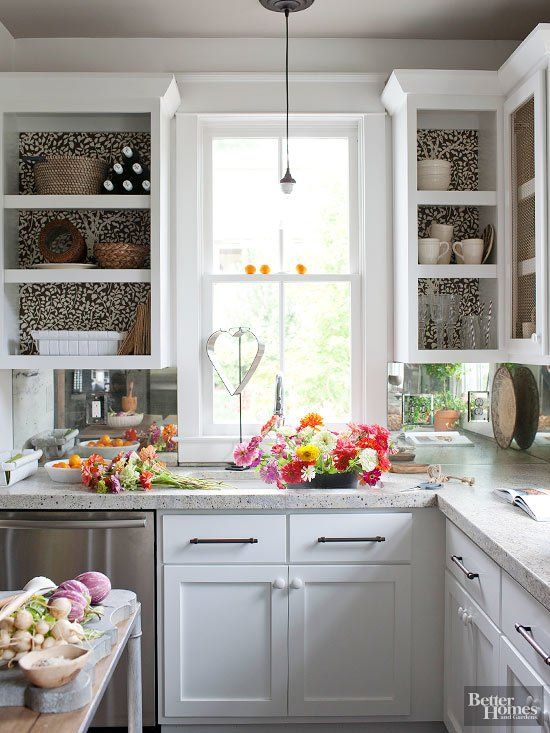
[299,412,324,430]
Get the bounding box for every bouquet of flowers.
[233,413,393,489]
[82,446,218,493]
[123,422,178,452]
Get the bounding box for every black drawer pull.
[190,537,258,544]
[515,624,550,666]
[451,555,479,580]
[317,536,385,543]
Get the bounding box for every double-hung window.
[199,118,362,438]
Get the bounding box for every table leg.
[127,606,143,733]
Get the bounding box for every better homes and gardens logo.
[465,687,543,726]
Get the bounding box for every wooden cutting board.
[390,463,429,474]
[491,366,517,449]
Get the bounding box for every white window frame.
[176,113,389,463]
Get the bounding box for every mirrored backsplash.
[387,363,550,464]
[13,369,177,464]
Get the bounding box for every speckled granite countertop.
[0,464,548,609]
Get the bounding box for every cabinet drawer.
[163,514,286,564]
[446,521,500,624]
[501,572,550,687]
[289,513,412,563]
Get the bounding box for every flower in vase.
[311,429,337,453]
[360,469,382,487]
[233,437,261,467]
[359,447,378,472]
[296,444,321,464]
[299,412,324,430]
[281,460,304,484]
[259,460,281,485]
[333,439,357,471]
[301,465,316,482]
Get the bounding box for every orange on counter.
[244,264,256,274]
[53,461,70,469]
[295,263,307,274]
[100,435,111,445]
[68,454,82,468]
[259,264,271,274]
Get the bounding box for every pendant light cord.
[285,7,290,171]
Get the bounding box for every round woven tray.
[34,155,108,195]
[94,242,149,269]
[39,219,86,263]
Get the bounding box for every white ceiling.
[0,0,547,40]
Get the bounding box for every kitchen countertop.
[0,464,548,610]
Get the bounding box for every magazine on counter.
[493,487,550,522]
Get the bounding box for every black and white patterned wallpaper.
[16,132,151,353]
[18,209,150,268]
[19,132,151,194]
[20,283,150,355]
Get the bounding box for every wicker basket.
[34,156,108,195]
[94,242,149,269]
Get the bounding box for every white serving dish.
[44,459,83,484]
[31,330,126,356]
[107,412,144,428]
[79,440,140,460]
[30,428,79,459]
[404,431,473,447]
[0,449,42,486]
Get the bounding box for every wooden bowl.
[19,644,91,689]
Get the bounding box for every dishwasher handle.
[0,518,147,530]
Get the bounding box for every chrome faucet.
[274,373,285,426]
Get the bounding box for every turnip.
[32,633,44,648]
[0,630,11,649]
[49,589,87,622]
[48,596,72,620]
[0,618,14,633]
[14,609,33,631]
[42,637,56,649]
[12,630,32,652]
[51,619,73,640]
[35,619,50,635]
[2,649,15,661]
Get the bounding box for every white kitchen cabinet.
[163,565,288,718]
[500,636,550,732]
[444,570,501,733]
[503,69,548,359]
[288,564,411,716]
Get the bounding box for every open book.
[493,487,550,522]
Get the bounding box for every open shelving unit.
[382,70,505,362]
[0,74,180,368]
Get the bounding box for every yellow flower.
[296,444,321,464]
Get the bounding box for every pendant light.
[259,0,315,194]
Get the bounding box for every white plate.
[44,459,82,484]
[33,263,97,269]
[79,440,140,460]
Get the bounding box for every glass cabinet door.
[505,70,547,357]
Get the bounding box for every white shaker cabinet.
[499,637,550,732]
[288,564,412,717]
[444,571,501,733]
[163,565,288,717]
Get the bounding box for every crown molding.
[176,72,386,84]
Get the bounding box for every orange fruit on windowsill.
[259,264,271,274]
[244,264,256,274]
[295,263,307,275]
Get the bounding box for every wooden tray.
[390,463,430,474]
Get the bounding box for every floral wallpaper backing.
[17,132,151,355]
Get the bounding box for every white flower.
[299,426,315,443]
[359,447,378,472]
[301,465,316,482]
[277,425,296,437]
[311,429,337,453]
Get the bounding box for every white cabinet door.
[444,571,501,733]
[504,68,548,359]
[288,564,411,716]
[163,565,288,718]
[500,636,550,732]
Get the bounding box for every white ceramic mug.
[452,238,484,265]
[430,222,453,265]
[418,238,451,265]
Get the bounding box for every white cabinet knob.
[462,611,472,626]
[457,606,464,618]
[526,695,534,707]
[290,578,303,590]
[273,577,286,590]
[531,332,541,344]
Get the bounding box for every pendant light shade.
[259,0,315,194]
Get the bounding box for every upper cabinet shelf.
[415,191,497,207]
[4,195,151,210]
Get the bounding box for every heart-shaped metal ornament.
[206,327,265,396]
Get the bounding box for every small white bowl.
[79,440,140,460]
[19,644,91,688]
[107,412,144,428]
[44,459,82,484]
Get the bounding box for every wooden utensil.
[0,576,56,623]
[121,381,137,413]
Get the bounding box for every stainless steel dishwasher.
[0,511,155,727]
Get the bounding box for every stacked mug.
[418,222,453,265]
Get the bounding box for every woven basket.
[94,242,149,269]
[34,156,108,195]
[39,219,86,263]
